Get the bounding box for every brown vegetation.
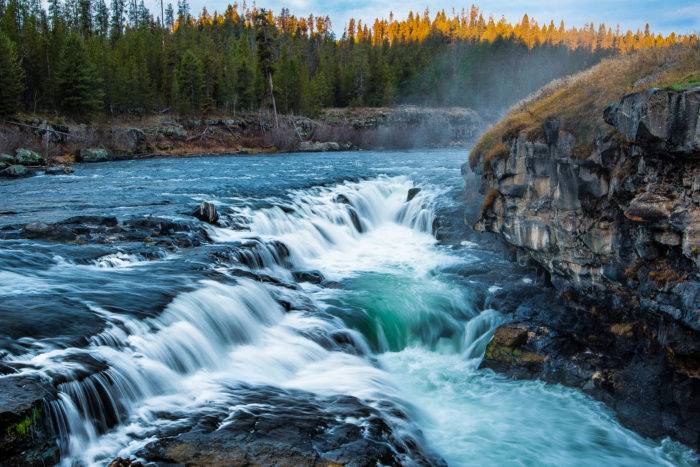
[470,44,700,171]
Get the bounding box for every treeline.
[0,1,695,120]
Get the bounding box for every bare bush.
[262,124,299,151]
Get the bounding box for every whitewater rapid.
[1,154,695,466]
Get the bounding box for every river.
[0,149,695,466]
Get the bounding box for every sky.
[147,0,700,35]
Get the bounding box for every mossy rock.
[0,165,34,178]
[481,324,546,377]
[79,148,112,163]
[0,153,15,169]
[14,149,43,166]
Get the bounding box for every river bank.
[0,106,486,178]
[468,45,700,449]
[1,149,694,466]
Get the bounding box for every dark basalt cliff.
[471,87,700,448]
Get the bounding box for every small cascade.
[4,176,439,465]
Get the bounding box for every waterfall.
[3,176,445,466]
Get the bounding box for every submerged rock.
[192,201,219,224]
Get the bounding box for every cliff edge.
[468,46,700,449]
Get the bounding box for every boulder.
[407,187,421,201]
[79,148,112,163]
[111,128,147,154]
[192,202,219,224]
[292,270,325,284]
[158,123,188,139]
[480,324,546,379]
[0,153,15,169]
[14,149,43,166]
[136,387,443,467]
[22,222,76,241]
[0,165,34,178]
[298,141,341,152]
[45,165,74,175]
[0,376,59,466]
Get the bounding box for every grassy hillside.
[469,44,700,171]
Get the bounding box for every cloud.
[143,0,699,35]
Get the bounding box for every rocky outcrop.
[297,141,342,152]
[133,386,443,466]
[1,215,209,250]
[0,376,59,466]
[472,87,700,448]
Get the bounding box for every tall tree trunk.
[268,72,278,128]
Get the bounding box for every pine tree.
[173,49,203,114]
[0,31,24,116]
[78,0,91,37]
[94,0,109,36]
[164,2,173,29]
[55,34,103,117]
[254,9,278,126]
[110,0,124,37]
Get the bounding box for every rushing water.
[0,149,696,466]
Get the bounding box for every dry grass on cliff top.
[469,44,700,170]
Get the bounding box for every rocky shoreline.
[470,87,700,449]
[0,106,486,179]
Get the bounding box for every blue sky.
[152,0,700,35]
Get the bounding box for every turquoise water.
[0,149,696,465]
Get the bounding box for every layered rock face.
[472,87,700,448]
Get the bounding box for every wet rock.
[108,458,143,467]
[44,165,74,175]
[137,386,443,467]
[0,376,59,466]
[348,207,365,233]
[334,194,352,205]
[0,165,34,178]
[22,222,76,241]
[79,148,112,163]
[293,270,325,284]
[14,148,43,166]
[192,201,219,224]
[473,86,700,448]
[298,141,341,152]
[407,187,421,201]
[481,324,546,379]
[59,215,119,227]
